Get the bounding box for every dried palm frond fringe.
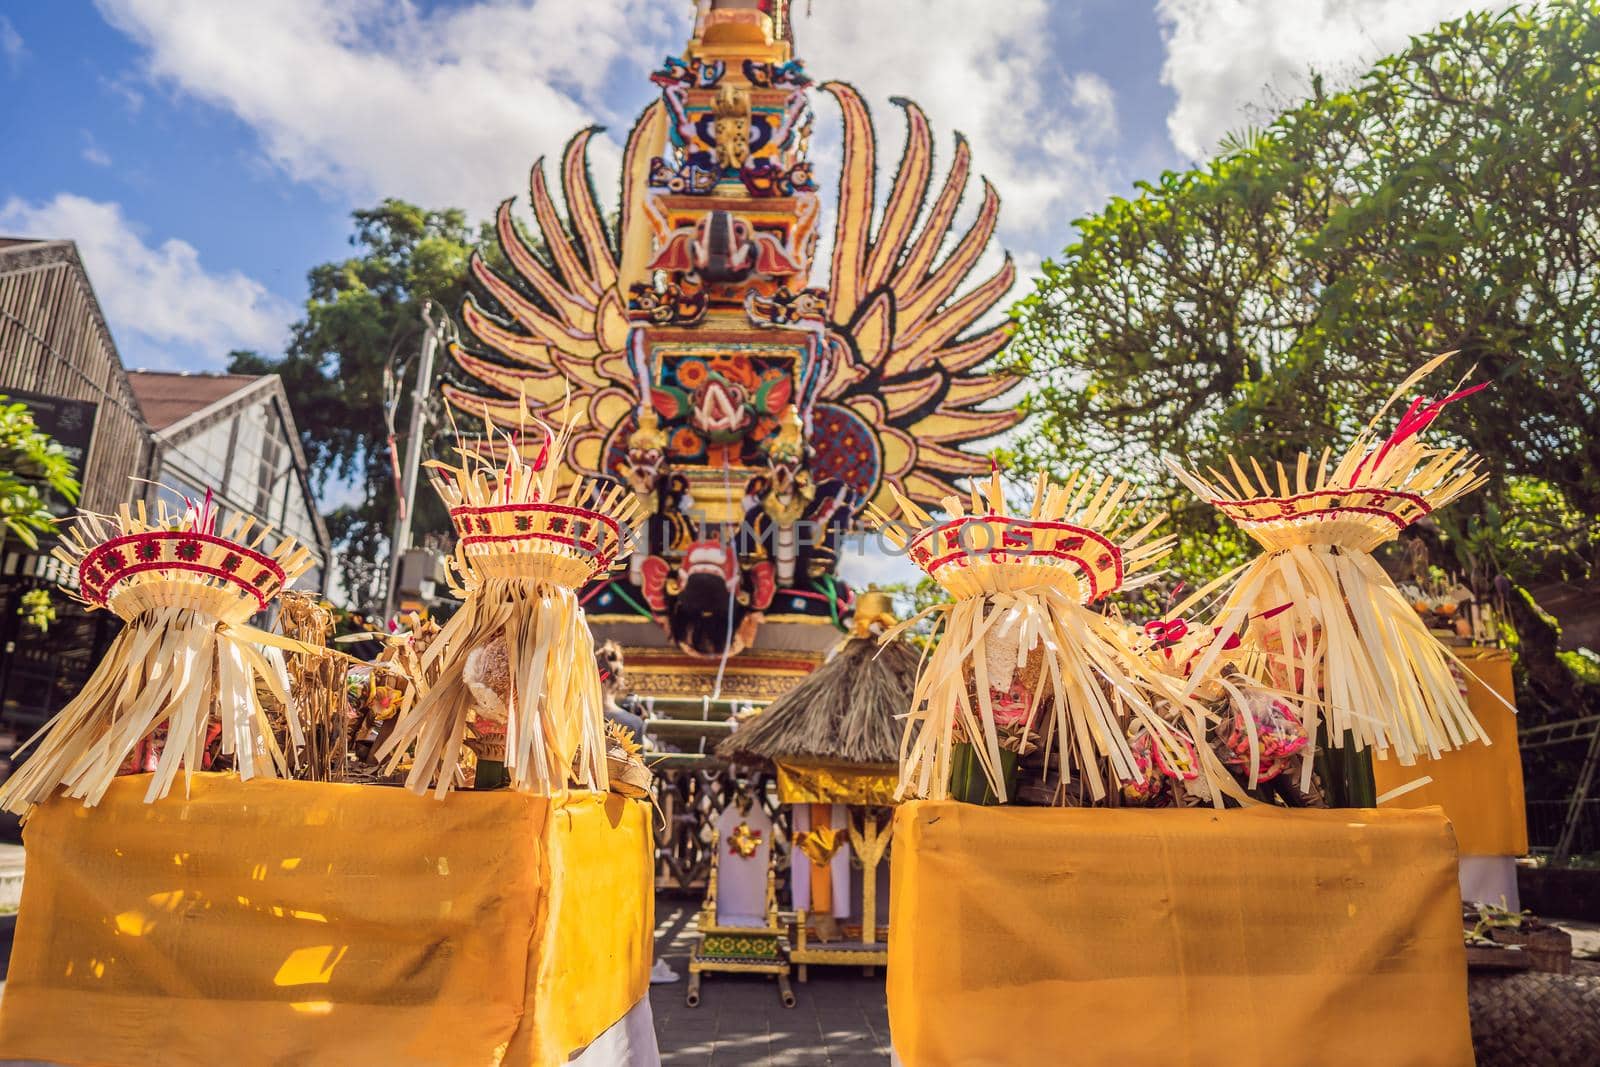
[1168,352,1494,784]
[0,497,313,814]
[278,592,347,782]
[717,633,920,766]
[375,406,638,797]
[869,469,1244,805]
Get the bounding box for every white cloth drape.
[713,803,775,927]
[569,994,659,1065]
[1459,855,1519,909]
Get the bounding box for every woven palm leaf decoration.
[0,496,313,813]
[376,411,638,797]
[1167,353,1491,775]
[871,469,1235,804]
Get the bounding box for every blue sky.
[1,0,1489,374]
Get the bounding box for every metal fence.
[1526,798,1600,858]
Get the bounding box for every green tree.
[0,395,81,550]
[1010,1,1600,734]
[230,200,500,609]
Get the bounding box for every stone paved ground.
[650,898,892,1066]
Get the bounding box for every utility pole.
[382,301,450,621]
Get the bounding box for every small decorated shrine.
[717,587,915,977]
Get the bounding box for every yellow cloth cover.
[0,774,651,1067]
[775,759,898,805]
[888,800,1471,1067]
[1374,646,1527,856]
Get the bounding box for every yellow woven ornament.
[376,412,637,797]
[0,496,313,813]
[871,469,1239,804]
[1168,353,1492,777]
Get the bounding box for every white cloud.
[99,73,146,113]
[95,0,679,215]
[802,1,1117,245]
[0,16,26,74]
[81,132,113,167]
[1157,0,1488,159]
[96,0,1111,264]
[838,533,923,591]
[0,193,293,369]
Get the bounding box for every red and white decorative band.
[907,515,1124,601]
[448,502,622,544]
[79,532,286,612]
[1206,486,1433,530]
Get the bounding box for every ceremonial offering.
[376,412,638,797]
[0,496,313,812]
[1214,681,1309,784]
[1169,354,1492,776]
[276,591,349,781]
[605,721,652,800]
[871,469,1233,804]
[343,613,440,768]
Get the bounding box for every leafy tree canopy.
[1012,1,1598,589]
[229,199,497,609]
[1009,1,1600,727]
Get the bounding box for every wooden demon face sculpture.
[641,541,775,658]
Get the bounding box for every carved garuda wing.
[814,82,1018,504]
[446,84,1018,511]
[442,110,666,478]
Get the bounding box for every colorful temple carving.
[445,0,1018,697]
